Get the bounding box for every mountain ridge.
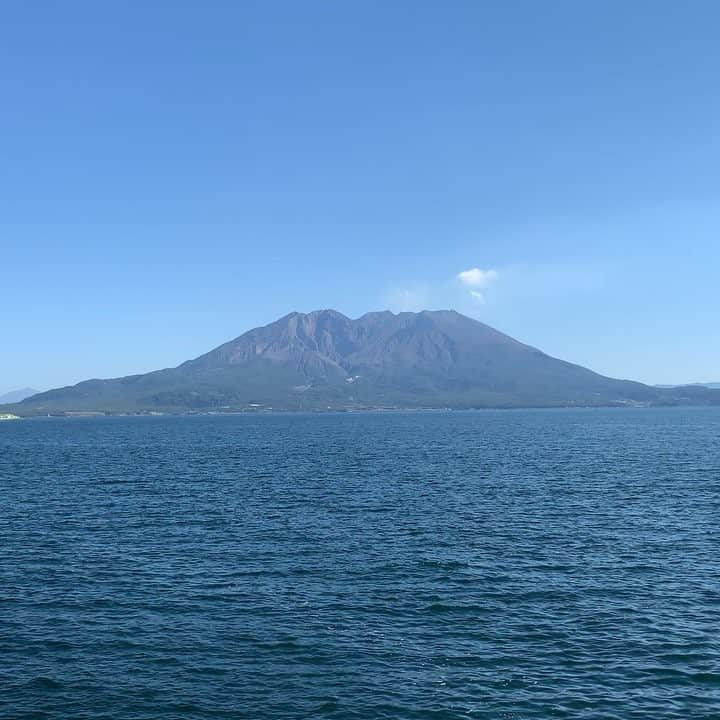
[656,382,720,390]
[0,387,39,404]
[4,309,719,415]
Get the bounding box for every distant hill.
[656,382,720,390]
[4,310,719,415]
[0,387,39,404]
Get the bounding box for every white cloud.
[456,267,498,304]
[457,267,499,289]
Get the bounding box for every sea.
[2,408,719,719]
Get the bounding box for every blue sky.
[2,1,719,390]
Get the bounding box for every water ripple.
[2,408,720,718]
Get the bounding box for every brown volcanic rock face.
[184,310,360,380]
[188,309,530,376]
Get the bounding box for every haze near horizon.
[2,1,719,391]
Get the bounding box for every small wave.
[26,676,62,690]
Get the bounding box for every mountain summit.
[6,310,719,414]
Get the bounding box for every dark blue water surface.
[2,409,720,719]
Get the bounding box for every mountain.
[4,310,719,415]
[0,387,39,404]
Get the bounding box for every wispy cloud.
[457,267,499,302]
[382,267,501,312]
[384,287,428,312]
[382,261,608,321]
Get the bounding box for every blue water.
[2,409,720,719]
